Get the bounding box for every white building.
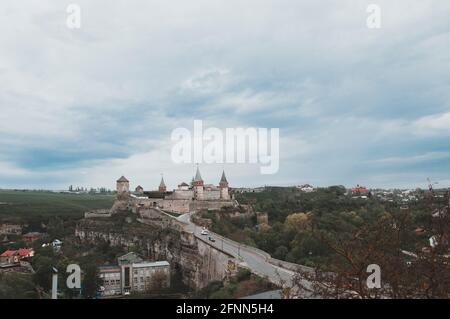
[117,252,170,295]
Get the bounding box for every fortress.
[115,167,235,214]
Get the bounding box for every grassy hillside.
[0,190,114,221]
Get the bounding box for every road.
[177,212,313,295]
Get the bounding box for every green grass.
[0,190,114,221]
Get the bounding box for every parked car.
[200,228,209,235]
[208,236,216,242]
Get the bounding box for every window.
[124,267,130,287]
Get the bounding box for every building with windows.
[130,261,171,292]
[99,252,170,296]
[98,266,122,296]
[0,223,23,235]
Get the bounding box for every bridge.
[176,212,314,295]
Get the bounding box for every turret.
[116,176,130,200]
[219,171,230,200]
[159,176,167,193]
[193,166,204,200]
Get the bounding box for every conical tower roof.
[220,170,228,184]
[159,176,166,188]
[117,176,129,183]
[194,166,203,182]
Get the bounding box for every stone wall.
[189,200,234,212]
[202,189,221,200]
[161,199,191,213]
[129,197,235,214]
[167,190,194,200]
[137,208,185,231]
[84,209,112,218]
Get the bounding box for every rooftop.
[132,261,170,268]
[159,177,166,188]
[220,170,228,183]
[118,252,143,265]
[99,265,121,273]
[23,232,43,237]
[117,176,129,183]
[194,166,203,182]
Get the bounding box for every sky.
[0,0,450,190]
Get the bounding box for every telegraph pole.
[51,267,58,299]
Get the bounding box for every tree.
[284,212,311,234]
[146,270,169,292]
[33,256,54,291]
[236,268,252,282]
[274,246,289,260]
[81,262,100,299]
[292,202,450,299]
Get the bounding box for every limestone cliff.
[75,213,236,289]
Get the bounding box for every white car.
[200,229,209,235]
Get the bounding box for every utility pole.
[51,267,58,299]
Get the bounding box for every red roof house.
[0,248,34,264]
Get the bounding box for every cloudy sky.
[1,0,450,190]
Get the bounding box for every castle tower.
[219,170,230,200]
[159,175,167,193]
[192,166,204,200]
[116,176,130,194]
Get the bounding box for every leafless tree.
[291,191,449,299]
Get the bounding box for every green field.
[0,190,115,221]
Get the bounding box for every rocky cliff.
[75,212,236,289]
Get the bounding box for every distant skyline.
[1,1,450,190]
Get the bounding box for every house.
[429,236,438,248]
[23,232,44,242]
[415,227,425,233]
[0,250,19,264]
[52,239,63,248]
[0,223,23,235]
[0,248,34,264]
[17,248,34,259]
[351,185,367,194]
[297,184,315,192]
[41,239,63,252]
